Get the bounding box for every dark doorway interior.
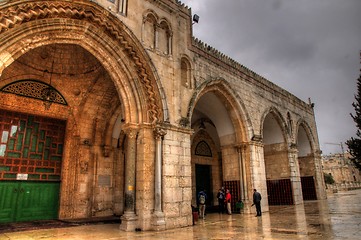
[301,176,317,200]
[195,164,212,206]
[266,179,293,205]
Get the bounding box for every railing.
[326,182,361,193]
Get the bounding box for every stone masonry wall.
[264,143,290,179]
[162,128,193,229]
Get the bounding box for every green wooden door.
[0,181,60,223]
[0,181,19,223]
[0,110,65,223]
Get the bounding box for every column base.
[151,211,166,231]
[120,211,138,231]
[242,200,252,214]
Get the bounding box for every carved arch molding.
[0,0,162,124]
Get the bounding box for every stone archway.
[0,0,166,124]
[296,121,321,201]
[0,0,167,227]
[188,79,253,213]
[261,109,294,205]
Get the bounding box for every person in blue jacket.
[198,190,207,219]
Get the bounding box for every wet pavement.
[0,189,360,239]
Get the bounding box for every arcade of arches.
[0,0,326,231]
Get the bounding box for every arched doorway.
[189,82,250,213]
[0,1,165,226]
[263,111,294,205]
[0,43,123,222]
[297,123,317,200]
[191,120,222,209]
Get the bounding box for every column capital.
[234,142,248,152]
[251,134,262,142]
[249,140,264,147]
[126,129,138,139]
[288,143,298,153]
[314,150,322,157]
[122,125,139,139]
[154,127,167,139]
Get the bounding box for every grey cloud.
[184,0,361,154]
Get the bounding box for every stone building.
[322,153,361,189]
[0,0,326,231]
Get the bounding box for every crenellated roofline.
[191,37,314,113]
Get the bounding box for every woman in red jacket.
[225,189,232,215]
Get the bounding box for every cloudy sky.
[182,0,361,155]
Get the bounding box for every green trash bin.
[236,201,244,213]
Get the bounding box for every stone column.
[313,150,327,200]
[168,32,173,55]
[152,127,167,230]
[235,144,247,201]
[249,136,269,213]
[117,0,127,15]
[120,128,138,231]
[288,144,303,204]
[155,23,159,50]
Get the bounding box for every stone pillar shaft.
[288,145,303,205]
[124,129,137,213]
[248,139,269,213]
[120,128,138,231]
[152,127,166,230]
[313,151,327,200]
[154,127,166,211]
[236,144,248,201]
[154,135,162,210]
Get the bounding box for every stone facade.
[0,0,326,231]
[323,153,361,187]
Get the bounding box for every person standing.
[253,189,262,217]
[225,189,232,215]
[217,188,225,213]
[198,190,207,219]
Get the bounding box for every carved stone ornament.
[80,161,88,174]
[103,145,112,157]
[0,80,67,106]
[195,141,212,157]
[127,129,138,139]
[154,127,167,139]
[179,117,190,127]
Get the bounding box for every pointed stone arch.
[187,78,253,143]
[260,107,288,145]
[158,18,173,55]
[261,107,294,205]
[180,55,193,88]
[295,119,316,155]
[0,0,169,224]
[0,0,167,125]
[187,78,254,211]
[142,10,158,49]
[295,119,319,201]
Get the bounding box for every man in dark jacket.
[253,189,262,217]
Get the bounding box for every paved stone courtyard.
[0,189,360,239]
